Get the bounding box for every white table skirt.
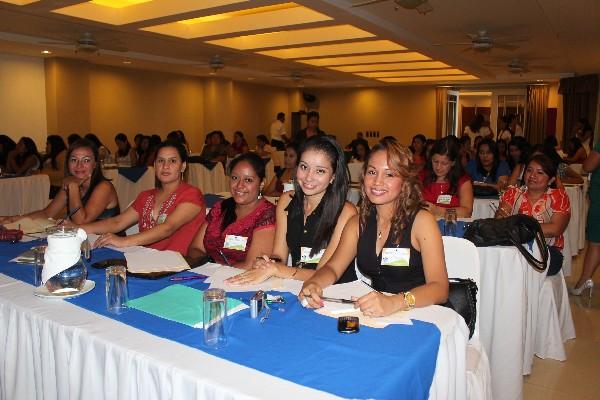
[477,244,546,400]
[0,174,49,216]
[0,274,468,400]
[187,163,228,196]
[103,168,156,211]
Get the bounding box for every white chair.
[534,270,576,360]
[442,236,492,400]
[347,162,363,183]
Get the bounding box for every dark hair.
[155,140,188,163]
[540,138,563,167]
[46,135,67,170]
[256,134,269,145]
[66,139,106,191]
[410,134,427,156]
[567,137,583,158]
[458,135,471,147]
[468,114,484,132]
[84,133,105,151]
[307,111,320,121]
[351,138,370,162]
[150,135,162,149]
[360,138,423,245]
[497,139,507,159]
[67,133,82,146]
[526,154,558,188]
[233,131,244,140]
[277,112,285,120]
[134,133,143,142]
[475,138,500,181]
[16,137,40,167]
[423,137,463,194]
[0,134,16,166]
[381,135,397,143]
[290,136,349,256]
[220,152,267,231]
[211,131,226,145]
[507,136,530,170]
[115,133,131,158]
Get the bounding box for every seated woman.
[255,134,275,158]
[466,138,511,194]
[540,141,583,185]
[229,131,249,157]
[410,134,427,169]
[495,154,571,276]
[419,137,473,218]
[263,142,298,197]
[83,141,205,256]
[458,135,471,169]
[85,133,111,163]
[0,139,119,225]
[5,137,41,175]
[42,135,67,197]
[188,153,276,268]
[0,135,16,170]
[114,133,136,166]
[225,136,357,285]
[349,138,370,163]
[298,139,449,316]
[507,136,531,186]
[564,137,587,164]
[136,135,153,167]
[200,131,229,163]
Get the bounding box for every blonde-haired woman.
[300,138,449,317]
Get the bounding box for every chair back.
[442,236,481,339]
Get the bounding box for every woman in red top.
[188,152,276,268]
[419,137,473,218]
[496,154,570,276]
[410,134,427,169]
[84,140,205,256]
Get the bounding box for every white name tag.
[436,194,452,205]
[223,235,248,251]
[381,247,410,267]
[300,247,325,264]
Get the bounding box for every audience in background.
[200,131,229,163]
[225,136,357,285]
[420,137,473,218]
[136,136,153,167]
[496,154,570,276]
[5,137,41,175]
[83,141,204,255]
[564,136,587,164]
[167,130,191,154]
[114,133,136,167]
[264,142,299,197]
[230,131,249,156]
[572,117,593,155]
[463,113,492,143]
[349,138,370,163]
[466,138,510,194]
[85,133,110,162]
[42,135,67,198]
[269,112,288,150]
[497,115,513,142]
[189,153,276,268]
[0,139,119,225]
[507,136,531,186]
[255,134,274,158]
[0,134,16,170]
[345,131,365,151]
[458,135,472,168]
[410,134,427,169]
[497,139,508,163]
[539,139,583,185]
[294,111,324,144]
[67,133,82,146]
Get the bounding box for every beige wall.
[308,86,437,146]
[0,53,47,149]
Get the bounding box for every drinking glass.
[444,208,457,236]
[105,265,128,314]
[203,288,228,348]
[32,245,46,287]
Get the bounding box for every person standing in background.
[294,111,325,144]
[270,112,289,151]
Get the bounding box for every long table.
[0,242,468,400]
[0,174,49,216]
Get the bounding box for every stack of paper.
[206,265,304,294]
[125,248,190,274]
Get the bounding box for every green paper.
[127,284,245,328]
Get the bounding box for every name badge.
[436,194,452,205]
[300,247,325,264]
[381,247,410,267]
[156,213,168,224]
[223,235,248,251]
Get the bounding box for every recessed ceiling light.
[122,60,132,64]
[247,77,255,80]
[299,52,431,67]
[378,75,478,83]
[329,61,450,73]
[356,69,466,78]
[90,0,151,9]
[41,50,52,55]
[257,40,406,59]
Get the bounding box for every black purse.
[445,278,478,339]
[463,214,549,272]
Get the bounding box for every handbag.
[463,214,549,272]
[445,278,478,339]
[472,185,499,197]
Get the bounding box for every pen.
[320,296,355,304]
[57,206,81,225]
[169,275,208,281]
[218,249,233,267]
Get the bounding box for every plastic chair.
[442,236,492,400]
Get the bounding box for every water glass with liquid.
[33,245,46,287]
[105,265,128,314]
[203,288,228,348]
[444,208,457,237]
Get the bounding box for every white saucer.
[33,280,95,299]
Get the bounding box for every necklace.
[377,219,389,240]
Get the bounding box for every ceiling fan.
[39,32,127,54]
[269,70,319,84]
[191,55,249,74]
[433,30,527,52]
[484,58,552,74]
[351,0,433,14]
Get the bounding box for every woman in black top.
[226,136,357,285]
[300,139,449,317]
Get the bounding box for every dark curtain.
[525,85,549,145]
[435,87,447,139]
[558,75,599,148]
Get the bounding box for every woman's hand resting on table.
[93,233,129,249]
[225,255,280,285]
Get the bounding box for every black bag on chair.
[463,214,549,272]
[446,278,478,339]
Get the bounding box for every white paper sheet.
[206,265,305,294]
[125,248,190,274]
[5,218,55,234]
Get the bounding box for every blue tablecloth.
[437,220,468,238]
[0,241,441,400]
[204,193,225,208]
[118,167,148,183]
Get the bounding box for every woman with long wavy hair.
[299,138,449,317]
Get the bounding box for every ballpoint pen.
[169,275,208,281]
[218,249,233,267]
[57,206,81,225]
[320,296,355,304]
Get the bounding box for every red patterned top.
[419,171,470,208]
[132,182,205,255]
[500,186,570,249]
[203,198,276,265]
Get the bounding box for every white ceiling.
[0,0,597,87]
